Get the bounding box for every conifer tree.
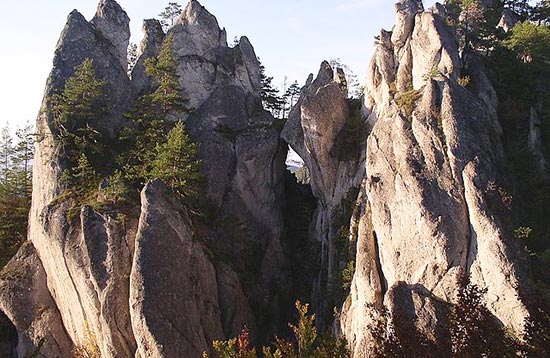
[283,81,301,118]
[448,276,518,357]
[127,42,139,75]
[0,123,34,268]
[159,2,183,32]
[51,58,107,167]
[149,121,202,200]
[259,62,284,118]
[120,33,189,185]
[0,124,14,178]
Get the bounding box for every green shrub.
[342,260,355,290]
[422,64,441,81]
[395,87,421,120]
[207,301,349,358]
[514,226,533,240]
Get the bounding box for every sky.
[0,0,437,131]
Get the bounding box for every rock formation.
[0,0,286,356]
[282,62,365,327]
[0,0,539,357]
[338,1,529,356]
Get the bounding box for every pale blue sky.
[0,0,437,130]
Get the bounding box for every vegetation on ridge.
[51,32,203,220]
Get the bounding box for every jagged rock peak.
[175,0,226,45]
[313,61,335,88]
[237,36,262,92]
[392,0,424,47]
[131,19,165,94]
[141,19,165,52]
[91,0,130,71]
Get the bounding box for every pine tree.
[534,0,550,24]
[158,2,183,32]
[0,124,14,178]
[503,20,550,63]
[283,81,301,118]
[0,123,34,268]
[149,121,202,200]
[259,62,284,118]
[127,42,139,75]
[329,59,363,98]
[448,276,518,357]
[504,0,533,20]
[51,58,107,167]
[13,123,34,201]
[144,34,186,114]
[119,33,188,186]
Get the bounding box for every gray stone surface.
[0,243,73,358]
[341,2,529,356]
[282,61,366,326]
[130,180,224,358]
[91,0,131,71]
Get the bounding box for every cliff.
[1,0,286,356]
[0,0,543,357]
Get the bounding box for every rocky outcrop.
[170,1,261,110]
[1,0,535,357]
[340,1,529,356]
[25,3,134,356]
[282,62,366,326]
[166,0,289,335]
[130,180,224,357]
[0,243,73,357]
[0,0,286,357]
[91,0,131,71]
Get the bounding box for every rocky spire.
[131,19,165,95]
[173,0,227,55]
[91,0,130,71]
[341,2,529,356]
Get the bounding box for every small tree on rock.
[51,58,107,167]
[259,62,284,118]
[159,2,183,32]
[127,42,138,75]
[149,121,202,201]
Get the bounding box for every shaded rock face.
[339,1,528,356]
[528,106,548,175]
[0,0,286,357]
[131,19,165,96]
[130,180,224,357]
[0,243,72,358]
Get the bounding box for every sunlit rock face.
[340,1,528,356]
